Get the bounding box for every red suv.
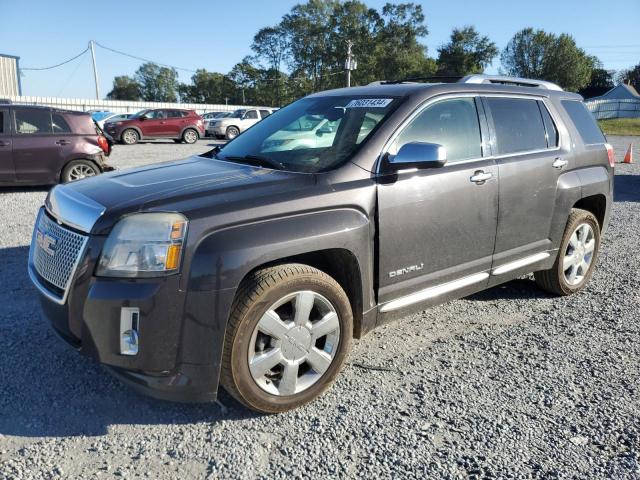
[0,104,113,185]
[105,109,205,145]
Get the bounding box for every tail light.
[97,135,110,154]
[605,143,615,167]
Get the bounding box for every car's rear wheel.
[121,129,139,145]
[225,126,240,140]
[61,160,100,183]
[182,128,198,144]
[220,264,353,413]
[534,208,601,296]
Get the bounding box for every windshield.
[133,109,151,118]
[214,96,400,173]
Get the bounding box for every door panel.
[12,108,61,184]
[376,96,498,305]
[140,110,169,136]
[0,108,14,183]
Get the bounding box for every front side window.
[389,97,483,162]
[487,97,547,155]
[215,95,400,173]
[15,109,52,134]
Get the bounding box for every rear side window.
[561,100,605,145]
[259,110,271,119]
[538,101,558,148]
[486,98,547,154]
[245,110,259,119]
[15,109,52,134]
[51,113,71,133]
[0,109,8,134]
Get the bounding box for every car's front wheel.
[534,208,601,295]
[121,128,139,145]
[182,128,198,144]
[225,126,240,140]
[220,264,353,413]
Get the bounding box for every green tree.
[617,62,640,92]
[178,69,230,104]
[135,63,179,102]
[436,26,498,76]
[106,75,141,100]
[501,28,595,92]
[579,67,614,99]
[252,26,289,104]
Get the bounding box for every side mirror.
[316,126,333,137]
[139,115,147,121]
[386,142,447,171]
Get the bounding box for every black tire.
[182,128,199,144]
[534,208,601,296]
[121,128,139,145]
[173,139,182,144]
[225,126,240,140]
[220,263,353,413]
[61,160,100,183]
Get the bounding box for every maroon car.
[0,104,113,186]
[105,108,205,145]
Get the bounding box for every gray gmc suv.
[28,75,614,413]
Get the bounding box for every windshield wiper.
[221,154,286,170]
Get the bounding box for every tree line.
[106,0,639,106]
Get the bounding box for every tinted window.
[538,101,558,148]
[0,109,8,135]
[390,97,482,162]
[561,100,605,145]
[167,110,182,118]
[51,113,71,133]
[487,98,547,154]
[146,110,167,119]
[245,110,258,119]
[15,109,52,134]
[259,110,271,119]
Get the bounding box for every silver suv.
[209,107,276,140]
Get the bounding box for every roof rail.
[459,74,563,91]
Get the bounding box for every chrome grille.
[30,210,88,300]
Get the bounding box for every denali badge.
[389,263,424,278]
[36,229,58,257]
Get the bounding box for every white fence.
[4,95,256,114]
[585,98,640,120]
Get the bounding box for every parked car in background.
[209,107,276,140]
[105,108,205,145]
[205,112,233,136]
[201,112,225,123]
[90,111,113,122]
[0,105,113,185]
[96,112,134,130]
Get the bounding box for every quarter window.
[15,109,52,134]
[561,100,605,145]
[390,97,483,162]
[486,97,547,155]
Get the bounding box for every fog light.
[120,307,140,355]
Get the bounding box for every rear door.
[166,110,187,136]
[12,108,60,184]
[482,95,566,271]
[0,107,14,183]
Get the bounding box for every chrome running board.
[491,252,550,276]
[380,272,489,313]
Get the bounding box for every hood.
[58,156,314,234]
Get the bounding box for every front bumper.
[29,213,224,402]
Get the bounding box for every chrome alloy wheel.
[183,129,197,143]
[563,223,595,286]
[68,164,96,181]
[248,291,340,396]
[122,129,138,144]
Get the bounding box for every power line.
[21,47,89,71]
[94,41,199,73]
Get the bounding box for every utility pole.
[89,40,100,99]
[345,40,357,88]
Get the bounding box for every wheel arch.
[573,194,607,230]
[58,157,101,183]
[120,126,142,141]
[179,125,200,139]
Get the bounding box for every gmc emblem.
[36,229,58,257]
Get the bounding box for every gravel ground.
[0,136,638,479]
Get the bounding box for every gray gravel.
[0,136,638,479]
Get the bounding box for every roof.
[592,83,640,101]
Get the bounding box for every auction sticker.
[345,98,393,108]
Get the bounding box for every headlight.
[96,212,188,277]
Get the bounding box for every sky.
[1,0,638,98]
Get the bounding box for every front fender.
[179,208,374,366]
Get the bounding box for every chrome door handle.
[552,158,568,169]
[55,140,70,146]
[470,171,492,184]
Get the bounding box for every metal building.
[0,53,22,97]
